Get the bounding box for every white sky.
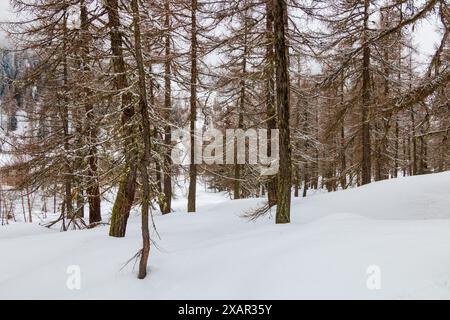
[0,0,11,20]
[0,0,13,44]
[412,15,443,65]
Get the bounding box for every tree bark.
[234,10,249,201]
[131,0,151,279]
[106,0,138,237]
[61,11,73,220]
[266,0,278,206]
[187,0,198,213]
[80,0,101,224]
[361,0,372,185]
[162,0,172,214]
[273,0,291,224]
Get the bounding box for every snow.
[1,172,450,299]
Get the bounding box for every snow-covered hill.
[1,172,450,299]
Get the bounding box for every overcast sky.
[0,0,13,44]
[0,0,11,20]
[412,16,442,65]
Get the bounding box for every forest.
[0,0,449,299]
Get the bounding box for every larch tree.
[273,0,291,224]
[106,0,138,237]
[187,0,199,213]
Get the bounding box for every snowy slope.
[1,172,450,299]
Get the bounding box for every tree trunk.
[393,115,399,178]
[266,0,278,207]
[234,11,248,200]
[187,0,198,213]
[361,0,372,185]
[106,0,138,237]
[273,0,291,224]
[131,0,151,279]
[62,12,73,220]
[149,63,163,195]
[302,168,308,198]
[80,0,101,224]
[410,110,417,175]
[26,186,32,223]
[162,0,172,214]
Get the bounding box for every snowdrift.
[1,172,450,299]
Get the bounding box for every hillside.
[1,172,450,299]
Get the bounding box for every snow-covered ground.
[1,172,450,299]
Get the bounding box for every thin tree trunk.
[302,168,308,198]
[131,0,151,279]
[266,0,278,206]
[53,186,57,215]
[233,109,243,200]
[410,110,417,175]
[234,12,248,200]
[393,115,399,178]
[187,0,198,213]
[339,77,347,189]
[312,106,319,189]
[26,186,32,223]
[80,0,101,224]
[21,191,27,222]
[60,11,73,221]
[162,0,172,214]
[149,63,163,195]
[361,0,372,185]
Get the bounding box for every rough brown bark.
[266,0,278,207]
[80,0,101,224]
[361,0,372,185]
[339,76,347,188]
[187,0,198,213]
[273,0,291,224]
[61,12,73,220]
[162,0,172,214]
[393,115,399,178]
[234,10,248,201]
[106,0,138,237]
[131,0,151,279]
[149,64,163,195]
